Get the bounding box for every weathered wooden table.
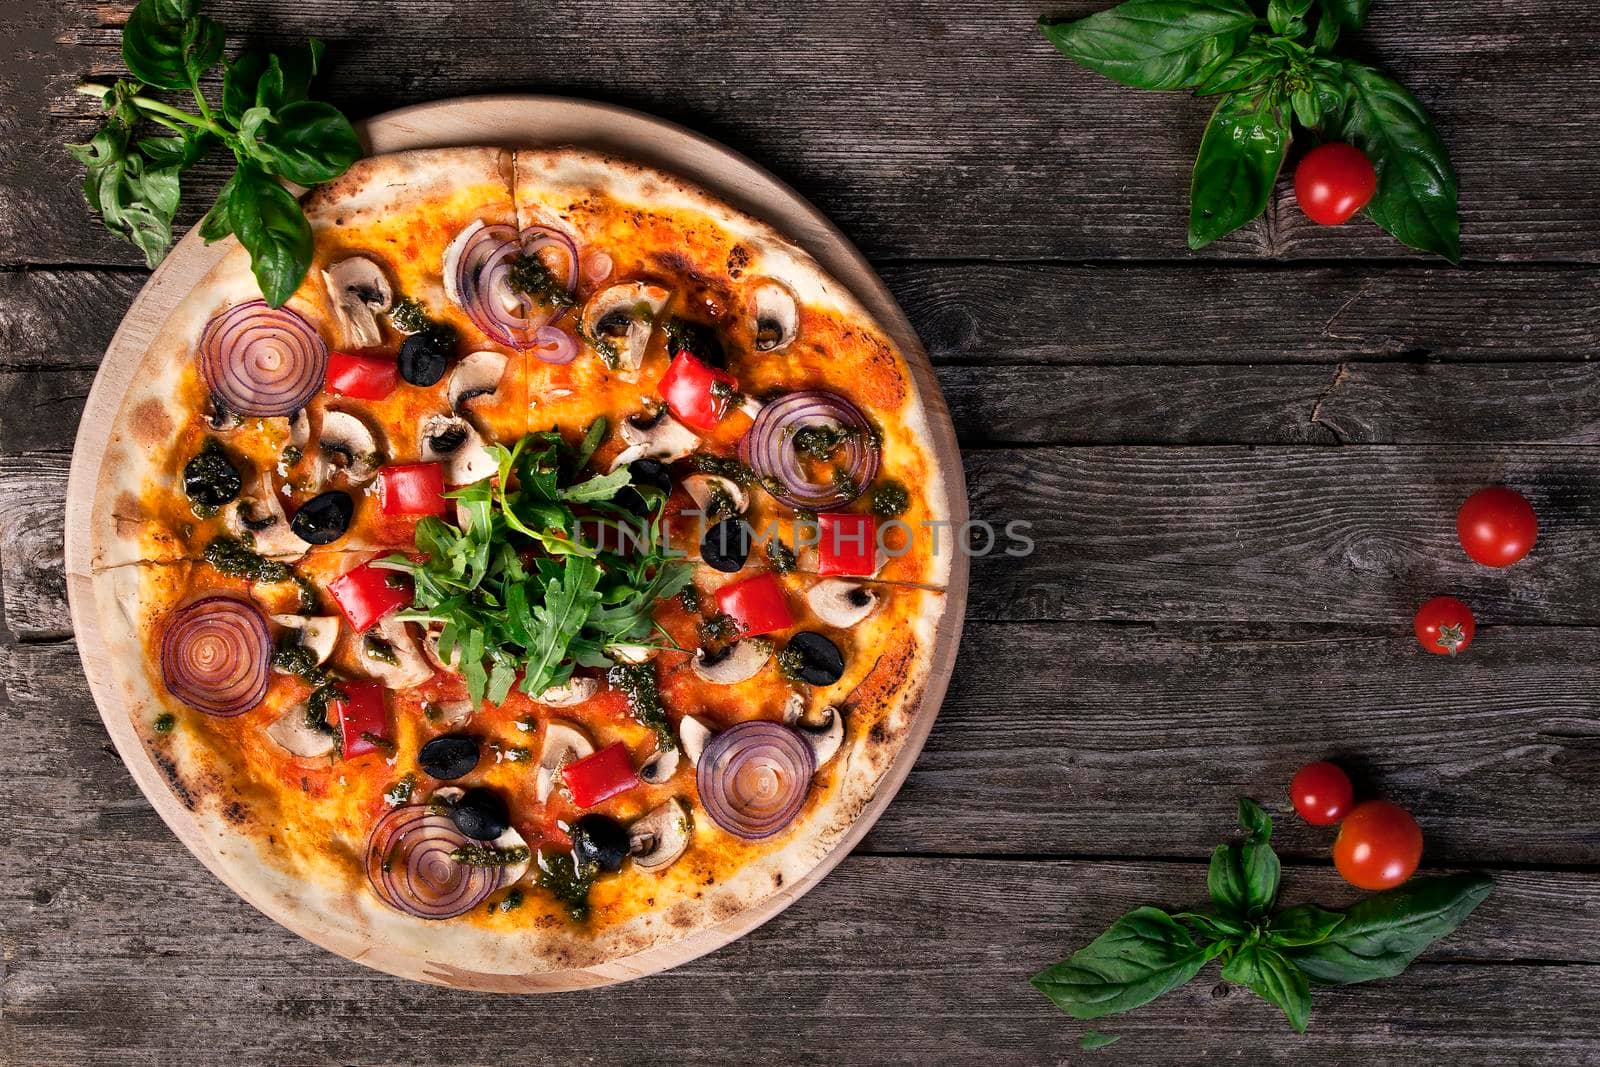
[3,1,1598,1062]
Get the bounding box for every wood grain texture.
[8,1,1600,266]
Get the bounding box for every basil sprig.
[1031,799,1492,1034]
[68,0,360,305]
[1039,0,1460,260]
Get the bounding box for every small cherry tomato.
[1294,143,1378,226]
[1332,799,1423,890]
[1414,596,1476,656]
[1457,485,1538,568]
[324,351,398,400]
[1289,761,1354,826]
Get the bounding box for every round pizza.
[79,146,954,981]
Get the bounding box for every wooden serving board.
[61,96,969,990]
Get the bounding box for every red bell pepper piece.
[817,512,878,576]
[324,351,398,400]
[561,742,640,808]
[378,462,449,517]
[657,351,737,431]
[330,680,390,759]
[328,561,412,633]
[714,572,794,638]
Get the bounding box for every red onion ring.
[446,221,579,350]
[530,325,579,365]
[696,721,816,840]
[158,596,271,717]
[365,805,501,920]
[197,300,328,417]
[738,390,881,509]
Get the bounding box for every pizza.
[79,146,955,981]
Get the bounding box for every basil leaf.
[1193,40,1284,96]
[1266,0,1313,36]
[1318,0,1369,29]
[197,169,238,243]
[1207,797,1280,917]
[222,41,327,125]
[68,110,183,268]
[1219,944,1312,1033]
[238,100,361,186]
[1311,12,1341,50]
[1286,873,1493,985]
[228,161,313,307]
[1188,88,1290,250]
[123,0,217,90]
[1031,906,1225,1019]
[1308,58,1349,128]
[1174,910,1249,943]
[1038,0,1258,92]
[138,129,212,169]
[1334,60,1461,262]
[1081,1031,1121,1050]
[1266,903,1345,947]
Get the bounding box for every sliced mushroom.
[609,409,701,470]
[492,824,531,885]
[421,622,462,675]
[581,281,670,379]
[535,676,599,707]
[265,705,336,759]
[448,350,507,412]
[678,715,713,767]
[639,745,680,785]
[322,256,394,349]
[682,473,748,517]
[419,412,497,484]
[536,719,595,803]
[362,615,433,689]
[268,614,339,668]
[750,279,799,353]
[315,410,382,486]
[205,393,243,432]
[288,408,312,449]
[605,642,658,665]
[806,579,881,629]
[629,797,692,872]
[784,697,844,768]
[430,699,474,728]
[691,639,771,685]
[226,475,309,560]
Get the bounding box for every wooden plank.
[0,839,1595,1063]
[963,444,1600,625]
[9,265,1598,373]
[11,2,1600,266]
[8,616,1600,863]
[0,451,70,640]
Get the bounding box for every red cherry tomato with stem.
[1332,800,1423,890]
[1457,485,1538,568]
[1289,761,1354,826]
[1294,143,1377,226]
[1414,596,1476,656]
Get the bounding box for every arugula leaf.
[1286,873,1492,984]
[1188,87,1290,249]
[1030,907,1226,1019]
[561,467,633,504]
[522,555,603,698]
[1219,944,1312,1032]
[228,160,313,307]
[1334,60,1461,262]
[1039,0,1258,92]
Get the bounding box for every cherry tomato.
[1293,143,1378,226]
[1332,799,1422,890]
[1289,761,1354,826]
[324,351,398,400]
[714,572,794,638]
[328,560,412,632]
[817,512,878,576]
[1414,596,1476,656]
[658,351,738,431]
[378,462,449,517]
[1457,485,1538,568]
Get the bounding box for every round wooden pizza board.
[64,95,969,991]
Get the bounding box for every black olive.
[288,490,353,545]
[665,317,727,369]
[398,324,458,387]
[570,813,630,873]
[450,786,510,841]
[785,631,846,686]
[617,458,674,515]
[182,441,242,511]
[700,517,751,573]
[418,734,480,780]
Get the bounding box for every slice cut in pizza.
[80,146,957,978]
